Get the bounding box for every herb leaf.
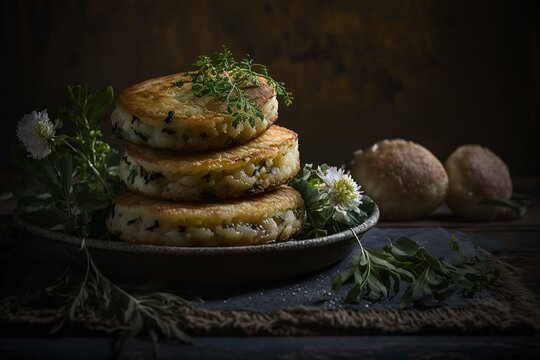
[12,85,124,238]
[477,198,526,218]
[49,240,192,357]
[334,232,499,307]
[175,46,293,128]
[58,84,116,188]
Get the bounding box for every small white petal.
[17,110,55,159]
[333,208,348,223]
[317,164,364,223]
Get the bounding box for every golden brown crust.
[117,73,275,126]
[112,186,304,224]
[107,186,306,246]
[350,139,448,220]
[125,125,298,173]
[243,83,275,108]
[445,144,513,221]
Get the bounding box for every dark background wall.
[2,0,538,176]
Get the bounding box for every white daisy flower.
[317,166,363,222]
[17,110,56,159]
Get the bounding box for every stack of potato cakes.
[106,73,305,247]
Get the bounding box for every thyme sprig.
[174,46,293,128]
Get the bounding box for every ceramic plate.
[15,205,379,284]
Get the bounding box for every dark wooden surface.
[1,336,540,360]
[2,0,539,175]
[0,176,539,359]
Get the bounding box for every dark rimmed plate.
[14,206,379,284]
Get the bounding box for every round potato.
[350,139,448,220]
[445,144,513,221]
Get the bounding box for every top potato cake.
[111,73,278,151]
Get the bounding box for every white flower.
[317,166,363,222]
[17,110,55,159]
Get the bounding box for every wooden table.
[1,175,539,359]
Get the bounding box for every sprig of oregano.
[173,46,293,128]
[47,240,191,358]
[332,233,499,307]
[12,84,124,237]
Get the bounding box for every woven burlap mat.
[1,227,539,336]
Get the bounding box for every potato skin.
[350,139,448,221]
[445,145,513,221]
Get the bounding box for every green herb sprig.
[44,240,191,358]
[12,85,123,237]
[332,233,499,307]
[289,164,498,307]
[174,46,293,128]
[57,84,116,190]
[477,197,527,219]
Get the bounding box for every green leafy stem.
[477,198,527,219]
[333,232,499,308]
[12,84,124,237]
[48,240,191,358]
